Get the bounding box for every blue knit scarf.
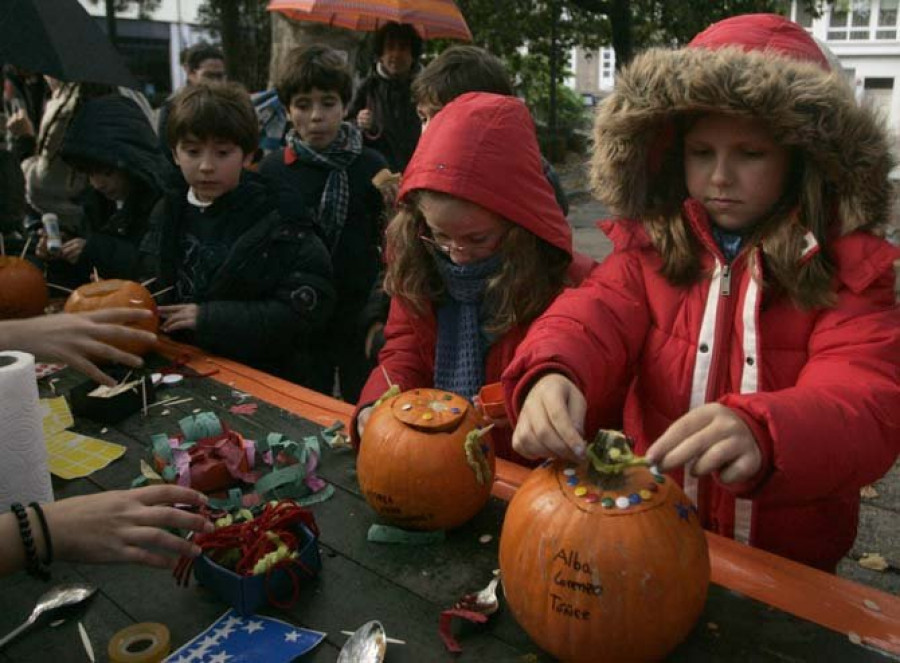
[287,122,362,252]
[432,252,503,400]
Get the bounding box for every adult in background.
[347,22,421,173]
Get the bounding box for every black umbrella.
[0,0,138,88]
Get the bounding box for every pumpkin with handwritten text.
[499,431,709,662]
[0,256,48,319]
[357,388,495,531]
[64,279,158,355]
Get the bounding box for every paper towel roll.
[0,351,54,510]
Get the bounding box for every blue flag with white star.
[165,610,325,662]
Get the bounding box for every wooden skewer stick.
[91,267,100,282]
[141,378,149,417]
[380,364,395,388]
[141,277,157,288]
[146,397,194,409]
[19,235,32,260]
[0,233,5,256]
[151,285,175,299]
[46,282,74,294]
[339,631,406,645]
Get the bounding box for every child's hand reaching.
[159,304,199,333]
[645,404,762,484]
[512,373,587,462]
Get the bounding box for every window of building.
[795,0,814,27]
[828,0,876,39]
[878,0,899,39]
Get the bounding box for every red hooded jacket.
[352,92,598,462]
[503,15,900,570]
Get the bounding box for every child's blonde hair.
[384,190,571,335]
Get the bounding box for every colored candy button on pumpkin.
[357,388,495,531]
[499,429,710,662]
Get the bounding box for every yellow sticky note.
[39,397,74,436]
[45,430,126,480]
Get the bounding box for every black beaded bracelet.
[29,502,53,565]
[10,502,50,580]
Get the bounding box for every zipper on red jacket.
[705,261,738,404]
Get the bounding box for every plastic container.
[193,522,321,616]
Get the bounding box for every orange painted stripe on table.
[156,338,353,429]
[156,339,900,655]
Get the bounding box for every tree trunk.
[269,14,365,88]
[104,0,118,46]
[608,0,632,68]
[219,1,241,82]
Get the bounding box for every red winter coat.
[504,15,900,570]
[504,207,900,570]
[352,92,604,462]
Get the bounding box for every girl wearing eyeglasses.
[349,92,615,464]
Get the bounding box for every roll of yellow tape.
[108,622,171,663]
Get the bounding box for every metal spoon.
[0,583,96,650]
[337,620,387,663]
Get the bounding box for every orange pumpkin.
[499,431,710,662]
[357,388,495,531]
[64,279,159,355]
[0,256,48,319]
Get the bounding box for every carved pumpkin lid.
[391,389,470,433]
[547,461,680,518]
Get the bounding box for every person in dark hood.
[347,22,422,173]
[55,94,170,281]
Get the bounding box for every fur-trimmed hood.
[592,14,895,237]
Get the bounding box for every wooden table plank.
[1,358,894,661]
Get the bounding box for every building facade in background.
[77,0,212,104]
[570,2,899,139]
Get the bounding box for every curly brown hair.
[383,191,572,335]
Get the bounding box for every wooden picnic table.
[1,339,898,662]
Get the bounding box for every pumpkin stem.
[373,383,401,409]
[586,430,649,482]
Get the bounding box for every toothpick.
[141,378,148,417]
[19,235,31,259]
[380,364,395,388]
[118,370,134,386]
[91,267,99,282]
[151,285,175,299]
[340,631,406,645]
[478,423,496,437]
[46,282,74,294]
[147,397,194,409]
[0,234,5,256]
[141,277,157,288]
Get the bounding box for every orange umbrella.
[267,0,473,41]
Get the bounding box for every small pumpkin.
[499,430,710,662]
[64,279,159,355]
[0,256,48,319]
[357,388,495,531]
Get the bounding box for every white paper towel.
[0,351,54,510]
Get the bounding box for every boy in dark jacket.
[259,45,387,402]
[58,95,169,281]
[141,82,334,381]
